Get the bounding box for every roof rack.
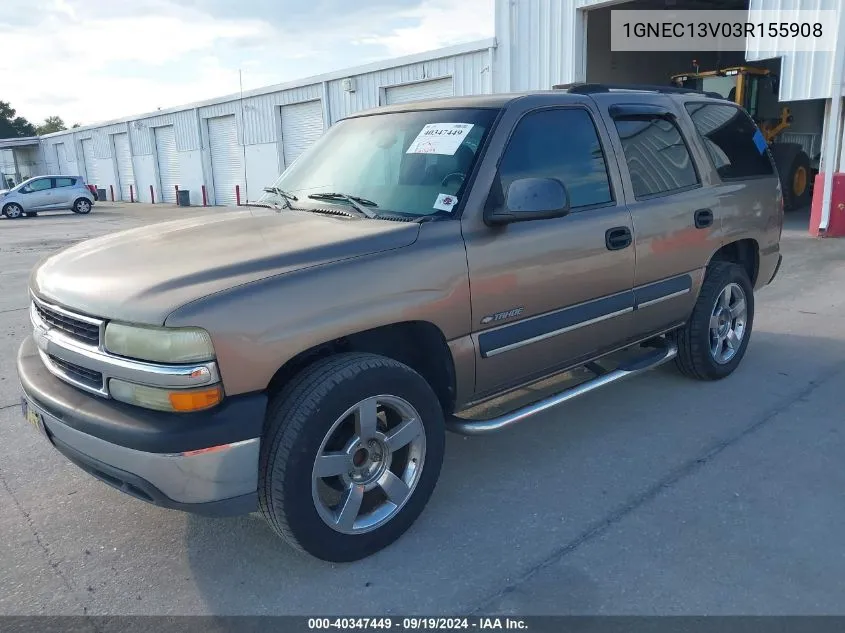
[552,82,725,100]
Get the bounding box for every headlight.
[109,379,223,412]
[104,323,215,363]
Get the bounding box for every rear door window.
[55,177,76,187]
[613,116,699,199]
[684,103,775,179]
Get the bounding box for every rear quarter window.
[684,102,775,179]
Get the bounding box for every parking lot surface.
[1,203,844,615]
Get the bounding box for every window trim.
[683,100,776,182]
[492,104,617,214]
[613,112,702,201]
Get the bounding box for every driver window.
[24,179,52,193]
[496,108,613,210]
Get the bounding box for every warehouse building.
[33,40,494,207]
[6,0,845,232]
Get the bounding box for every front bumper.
[17,336,267,516]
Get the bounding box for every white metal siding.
[384,78,454,104]
[113,133,134,200]
[56,143,71,174]
[80,138,98,186]
[131,111,199,156]
[327,49,490,122]
[746,0,841,101]
[281,101,324,168]
[154,126,179,203]
[207,116,244,206]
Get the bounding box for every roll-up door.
[384,78,454,105]
[154,126,179,203]
[113,133,134,201]
[55,143,71,174]
[281,100,324,168]
[207,115,244,206]
[80,138,98,186]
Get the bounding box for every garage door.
[55,143,71,174]
[154,126,179,203]
[281,101,324,168]
[207,115,244,206]
[113,133,134,201]
[384,78,454,105]
[80,138,98,186]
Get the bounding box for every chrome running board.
[446,343,678,435]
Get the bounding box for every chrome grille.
[47,354,104,390]
[33,300,100,346]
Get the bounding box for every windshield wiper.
[263,186,298,209]
[307,192,379,219]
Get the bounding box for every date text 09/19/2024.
[307,618,528,630]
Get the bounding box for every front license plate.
[21,398,47,438]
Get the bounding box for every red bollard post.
[150,185,155,204]
[201,185,208,207]
[235,185,241,206]
[109,185,115,202]
[129,184,134,203]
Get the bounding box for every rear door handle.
[605,226,632,251]
[694,208,714,229]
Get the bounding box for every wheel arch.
[266,320,457,415]
[707,238,760,286]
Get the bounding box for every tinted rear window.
[684,103,774,179]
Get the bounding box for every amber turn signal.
[168,386,223,412]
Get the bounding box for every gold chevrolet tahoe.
[17,86,783,561]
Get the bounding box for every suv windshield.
[259,108,499,217]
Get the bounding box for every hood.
[31,208,420,324]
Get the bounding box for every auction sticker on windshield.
[434,193,458,212]
[407,123,474,155]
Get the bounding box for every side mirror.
[486,177,570,226]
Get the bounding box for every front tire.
[2,203,23,219]
[259,353,445,561]
[72,198,92,214]
[674,262,755,380]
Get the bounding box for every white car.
[1,175,95,219]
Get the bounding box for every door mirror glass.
[487,177,570,225]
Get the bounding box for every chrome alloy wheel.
[709,282,747,364]
[311,395,426,535]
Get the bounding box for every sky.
[2,0,495,127]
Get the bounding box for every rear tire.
[674,262,754,380]
[72,198,92,214]
[259,352,445,561]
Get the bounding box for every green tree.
[36,115,67,135]
[72,123,81,128]
[0,101,37,138]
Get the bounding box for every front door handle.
[605,226,632,251]
[694,208,714,229]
